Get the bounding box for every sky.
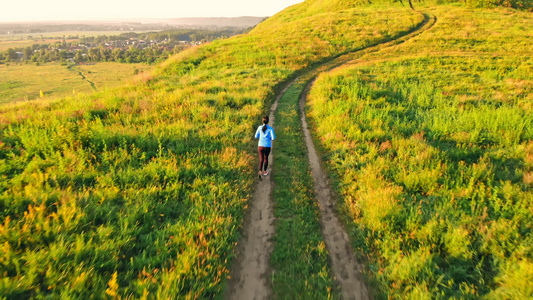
[0,0,304,22]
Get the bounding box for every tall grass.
[308,6,533,299]
[0,1,423,298]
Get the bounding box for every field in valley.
[0,62,153,104]
[0,40,70,51]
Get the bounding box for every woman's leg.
[262,147,271,171]
[258,147,265,172]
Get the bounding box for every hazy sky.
[0,0,304,22]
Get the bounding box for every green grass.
[0,39,74,51]
[76,63,153,90]
[0,1,530,298]
[0,62,152,104]
[307,5,533,299]
[0,2,423,298]
[270,81,337,299]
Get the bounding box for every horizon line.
[0,16,269,25]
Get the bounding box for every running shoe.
[263,171,268,176]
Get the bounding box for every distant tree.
[148,33,159,41]
[99,47,110,62]
[88,48,100,61]
[23,47,32,60]
[74,51,84,62]
[5,48,17,61]
[111,48,123,62]
[45,50,56,62]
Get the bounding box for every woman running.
[255,116,275,178]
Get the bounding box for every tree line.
[0,29,247,65]
[0,44,183,65]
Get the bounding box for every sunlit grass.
[271,81,337,299]
[0,1,423,298]
[308,5,533,299]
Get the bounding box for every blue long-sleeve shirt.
[255,125,275,147]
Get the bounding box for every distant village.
[1,28,246,64]
[21,37,200,58]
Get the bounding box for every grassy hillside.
[0,1,423,298]
[308,5,533,299]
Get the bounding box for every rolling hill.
[0,0,531,298]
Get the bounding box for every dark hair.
[262,116,269,133]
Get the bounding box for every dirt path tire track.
[323,12,436,74]
[226,11,436,300]
[298,11,436,300]
[300,78,369,300]
[297,11,436,300]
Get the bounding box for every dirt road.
[226,11,436,299]
[225,83,289,300]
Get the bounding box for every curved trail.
[226,11,436,300]
[67,64,97,91]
